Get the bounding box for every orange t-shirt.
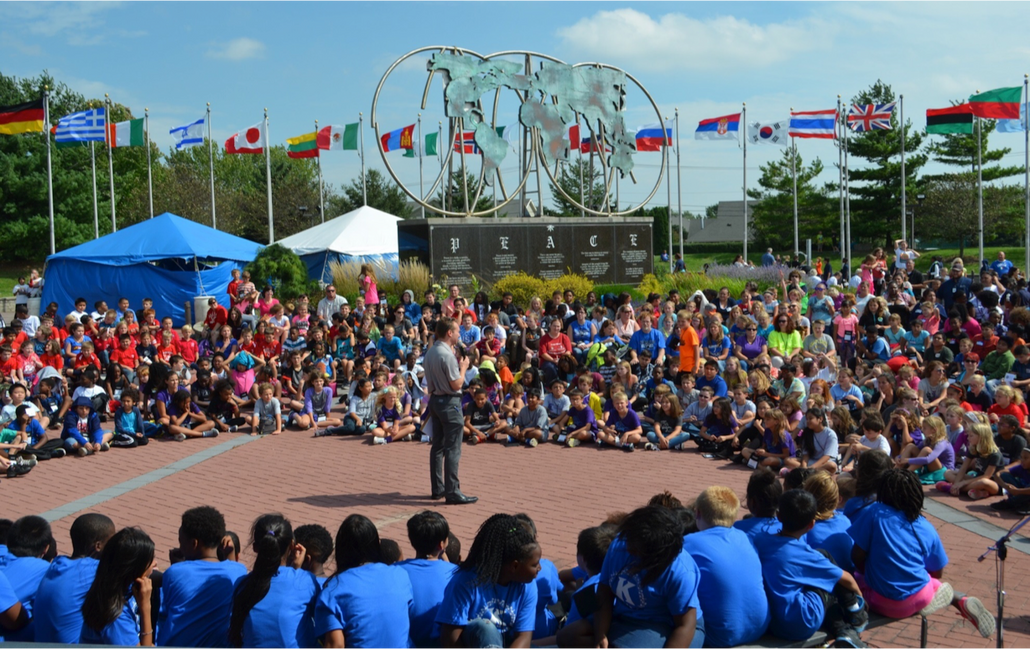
[677,325,701,374]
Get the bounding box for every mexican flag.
[108,118,144,147]
[286,131,318,159]
[317,123,358,151]
[969,86,1022,119]
[403,132,438,158]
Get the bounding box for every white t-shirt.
[860,433,892,454]
[17,316,40,336]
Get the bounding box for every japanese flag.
[225,121,266,154]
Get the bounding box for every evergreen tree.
[747,146,835,252]
[927,109,1023,181]
[327,168,414,219]
[548,158,611,215]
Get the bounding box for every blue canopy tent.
[276,205,400,283]
[43,213,262,326]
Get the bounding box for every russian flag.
[381,124,415,152]
[694,113,740,141]
[635,120,673,152]
[789,110,838,139]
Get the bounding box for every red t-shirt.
[110,347,139,369]
[256,339,280,360]
[205,305,228,329]
[41,353,64,371]
[156,343,178,363]
[179,338,198,364]
[74,352,101,370]
[989,402,1028,427]
[539,333,572,358]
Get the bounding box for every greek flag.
[170,116,205,149]
[55,107,106,144]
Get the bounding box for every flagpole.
[665,116,672,272]
[359,112,367,205]
[105,94,116,233]
[418,114,425,219]
[90,141,98,238]
[265,107,273,244]
[845,117,852,264]
[1024,74,1029,278]
[145,107,154,218]
[578,113,584,217]
[900,94,906,243]
[315,119,325,223]
[977,110,984,266]
[44,87,55,255]
[791,108,798,257]
[676,108,684,260]
[741,103,748,261]
[838,96,845,268]
[207,103,216,228]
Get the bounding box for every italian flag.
[108,118,144,148]
[969,86,1023,119]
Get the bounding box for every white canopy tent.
[277,205,401,282]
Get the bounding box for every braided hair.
[460,514,539,586]
[854,449,892,500]
[878,468,924,522]
[617,506,684,587]
[229,514,294,647]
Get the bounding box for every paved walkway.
[7,420,1030,648]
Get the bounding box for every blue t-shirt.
[569,320,594,345]
[33,556,100,643]
[681,527,770,647]
[435,569,537,642]
[397,559,459,648]
[599,537,703,626]
[533,558,562,639]
[848,503,948,601]
[157,559,249,647]
[565,573,600,625]
[629,328,667,357]
[315,562,413,648]
[753,534,842,641]
[239,567,319,648]
[0,570,20,641]
[733,516,782,543]
[805,512,854,572]
[904,330,930,353]
[80,597,140,645]
[377,336,405,362]
[1,555,50,642]
[695,374,728,398]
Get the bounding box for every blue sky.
[3,2,1028,217]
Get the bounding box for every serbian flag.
[635,120,673,151]
[381,124,415,152]
[695,113,740,140]
[453,130,480,154]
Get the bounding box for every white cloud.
[4,2,120,45]
[556,8,833,72]
[206,38,266,61]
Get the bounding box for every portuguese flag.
[926,104,973,134]
[969,86,1022,119]
[286,131,318,159]
[0,98,45,135]
[108,118,145,147]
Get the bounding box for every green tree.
[245,243,315,298]
[548,159,611,215]
[748,146,835,252]
[329,168,414,219]
[918,174,1022,256]
[927,111,1023,181]
[845,80,928,247]
[428,171,496,217]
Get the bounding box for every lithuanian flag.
[0,98,45,135]
[969,86,1022,119]
[286,132,318,159]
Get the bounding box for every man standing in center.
[425,317,476,505]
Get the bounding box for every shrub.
[329,259,364,305]
[379,260,431,305]
[542,273,594,302]
[245,244,315,300]
[637,273,662,297]
[491,272,545,306]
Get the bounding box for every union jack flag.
[453,131,480,154]
[847,102,896,132]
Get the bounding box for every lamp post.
[914,193,925,245]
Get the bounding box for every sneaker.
[956,596,996,638]
[845,596,869,633]
[6,464,31,478]
[567,438,580,448]
[469,435,481,446]
[990,499,1018,511]
[314,428,331,438]
[51,447,67,459]
[172,433,186,442]
[919,582,954,616]
[935,481,952,494]
[967,489,990,500]
[16,456,37,468]
[420,434,430,443]
[644,442,659,451]
[493,433,508,443]
[622,443,635,452]
[99,442,110,452]
[833,625,866,648]
[228,425,239,433]
[77,446,90,457]
[373,437,388,445]
[526,438,538,448]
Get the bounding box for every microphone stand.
[977,514,1030,648]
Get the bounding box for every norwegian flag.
[453,131,481,154]
[848,102,897,132]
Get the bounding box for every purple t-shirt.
[735,334,768,360]
[606,408,641,434]
[764,429,796,456]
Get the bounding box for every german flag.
[0,98,45,135]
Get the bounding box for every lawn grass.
[0,265,35,298]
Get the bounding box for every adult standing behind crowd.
[316,285,348,323]
[425,317,476,505]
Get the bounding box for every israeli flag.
[996,103,1026,133]
[170,117,205,149]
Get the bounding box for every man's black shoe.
[445,493,479,505]
[430,493,445,500]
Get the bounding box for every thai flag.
[453,131,480,154]
[635,120,673,151]
[789,109,838,139]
